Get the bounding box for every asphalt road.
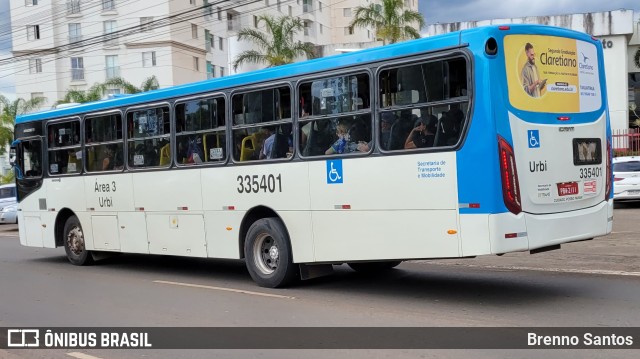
[0,202,639,359]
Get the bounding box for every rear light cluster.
[605,139,612,200]
[498,136,522,214]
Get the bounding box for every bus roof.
[15,24,595,124]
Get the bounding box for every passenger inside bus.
[259,126,276,160]
[302,119,332,156]
[102,145,115,171]
[325,119,368,155]
[435,107,464,146]
[404,116,436,149]
[271,124,293,159]
[387,112,414,150]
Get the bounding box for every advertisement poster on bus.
[504,35,601,113]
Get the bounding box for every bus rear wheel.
[63,215,93,266]
[347,261,402,273]
[244,218,298,288]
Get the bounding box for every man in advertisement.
[521,42,546,97]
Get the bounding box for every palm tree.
[232,15,316,71]
[55,76,159,107]
[0,95,46,154]
[349,0,425,45]
[55,82,107,106]
[103,75,159,94]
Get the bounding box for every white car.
[0,183,16,211]
[613,156,640,200]
[0,203,17,224]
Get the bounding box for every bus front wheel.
[63,215,93,266]
[347,261,402,273]
[244,218,298,288]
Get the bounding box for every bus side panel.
[278,211,315,263]
[147,214,207,257]
[132,170,204,212]
[312,210,459,262]
[488,212,528,254]
[17,181,47,247]
[47,177,86,248]
[118,212,149,254]
[203,210,244,259]
[22,216,44,247]
[132,170,206,257]
[47,177,86,213]
[309,154,458,211]
[41,211,61,248]
[84,174,140,252]
[201,163,315,263]
[84,174,135,213]
[308,154,460,262]
[458,214,491,256]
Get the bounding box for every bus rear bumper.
[525,200,613,251]
[488,200,613,254]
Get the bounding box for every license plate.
[557,182,579,196]
[628,190,640,195]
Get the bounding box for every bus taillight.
[498,136,522,214]
[605,139,612,200]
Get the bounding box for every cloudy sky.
[419,0,640,25]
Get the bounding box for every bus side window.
[232,86,291,162]
[127,107,171,169]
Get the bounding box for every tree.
[349,0,425,45]
[232,15,316,71]
[0,95,46,154]
[103,75,159,94]
[55,76,159,108]
[0,170,14,185]
[55,82,107,106]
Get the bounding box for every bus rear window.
[504,34,602,113]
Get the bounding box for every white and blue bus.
[12,25,612,287]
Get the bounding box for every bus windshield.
[504,34,602,113]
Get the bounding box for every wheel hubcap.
[67,226,84,256]
[253,233,279,275]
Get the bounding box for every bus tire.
[347,261,402,273]
[63,215,93,266]
[244,217,298,288]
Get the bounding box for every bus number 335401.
[237,174,283,194]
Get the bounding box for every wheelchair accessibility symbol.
[528,130,540,148]
[326,159,343,184]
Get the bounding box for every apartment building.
[9,0,419,109]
